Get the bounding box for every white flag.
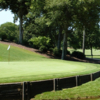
[7,45,10,50]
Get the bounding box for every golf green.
[0,60,100,83]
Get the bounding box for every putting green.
[0,60,100,83]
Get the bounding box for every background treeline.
[0,22,19,42]
[0,0,100,59]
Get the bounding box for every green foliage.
[28,36,51,49]
[66,50,70,55]
[53,47,61,57]
[68,30,82,49]
[28,37,40,48]
[85,24,100,49]
[0,0,31,44]
[39,45,48,53]
[53,47,70,57]
[0,22,18,42]
[49,48,53,52]
[71,51,85,59]
[24,0,100,60]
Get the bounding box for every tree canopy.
[0,0,31,44]
[0,0,100,60]
[0,22,18,41]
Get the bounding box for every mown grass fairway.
[0,43,100,83]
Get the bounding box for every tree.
[43,0,72,59]
[24,0,60,48]
[85,24,100,57]
[0,0,31,44]
[26,0,100,60]
[0,22,18,41]
[73,0,100,54]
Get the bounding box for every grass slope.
[34,78,100,100]
[0,43,48,61]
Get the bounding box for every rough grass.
[34,77,100,100]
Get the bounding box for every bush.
[28,36,51,49]
[49,48,53,52]
[53,47,70,57]
[71,51,85,59]
[22,39,29,46]
[0,33,7,41]
[39,46,48,53]
[0,22,18,42]
[53,47,61,57]
[66,50,70,55]
[60,50,70,55]
[28,37,40,49]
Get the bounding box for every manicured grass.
[0,43,48,61]
[0,43,100,83]
[1,43,100,99]
[34,77,100,100]
[0,60,100,83]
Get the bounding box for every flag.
[7,45,10,50]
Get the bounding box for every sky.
[0,10,19,25]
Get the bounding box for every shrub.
[66,50,70,55]
[39,36,51,48]
[0,33,7,41]
[13,38,18,43]
[39,46,48,53]
[71,51,85,59]
[22,39,29,46]
[53,47,61,57]
[49,48,53,52]
[53,47,70,57]
[28,36,51,49]
[28,37,40,49]
[60,50,70,55]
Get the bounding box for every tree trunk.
[19,15,23,44]
[61,33,67,60]
[57,26,62,51]
[83,26,85,54]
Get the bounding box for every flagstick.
[8,50,9,63]
[7,45,10,63]
[8,49,10,63]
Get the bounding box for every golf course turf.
[0,60,100,83]
[0,42,100,83]
[1,42,100,100]
[34,77,100,100]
